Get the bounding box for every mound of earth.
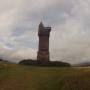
[19,59,71,67]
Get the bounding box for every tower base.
[37,51,50,62]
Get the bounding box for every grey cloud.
[0,48,36,62]
[0,0,90,64]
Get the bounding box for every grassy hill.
[0,61,90,90]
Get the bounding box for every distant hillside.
[0,61,90,90]
[0,59,3,61]
[73,61,90,67]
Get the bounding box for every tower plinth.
[37,22,51,62]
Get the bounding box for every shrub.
[19,59,71,67]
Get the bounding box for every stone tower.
[37,22,51,62]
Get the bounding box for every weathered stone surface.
[37,22,51,62]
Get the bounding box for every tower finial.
[39,21,44,28]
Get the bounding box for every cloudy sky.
[0,0,90,64]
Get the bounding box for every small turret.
[38,22,51,36]
[39,22,44,28]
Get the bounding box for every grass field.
[0,61,90,90]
